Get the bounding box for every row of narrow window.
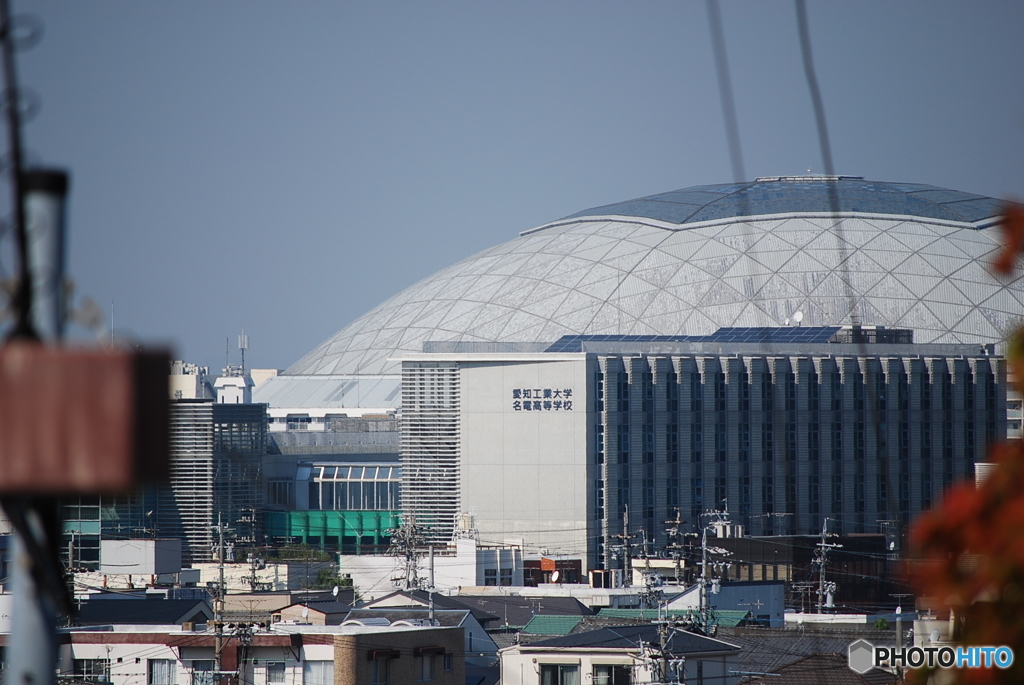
[596,369,994,412]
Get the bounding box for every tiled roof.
[526,624,740,655]
[454,594,592,629]
[718,626,899,677]
[521,615,583,635]
[72,599,213,626]
[745,653,896,685]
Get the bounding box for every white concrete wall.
[339,538,524,596]
[458,356,592,570]
[100,539,183,575]
[500,646,738,685]
[192,561,334,592]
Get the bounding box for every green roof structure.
[522,614,584,635]
[597,608,749,628]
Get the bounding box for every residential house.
[500,624,741,685]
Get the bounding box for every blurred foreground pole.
[0,6,169,684]
[7,168,69,685]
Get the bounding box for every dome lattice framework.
[289,176,1022,377]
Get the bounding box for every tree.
[909,204,1024,684]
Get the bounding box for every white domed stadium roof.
[284,176,1020,380]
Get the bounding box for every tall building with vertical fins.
[255,176,1020,570]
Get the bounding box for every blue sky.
[12,1,1024,371]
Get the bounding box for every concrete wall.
[100,539,182,575]
[458,356,592,570]
[334,627,464,685]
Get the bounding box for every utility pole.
[663,510,686,586]
[428,544,435,624]
[0,16,168,683]
[658,619,671,684]
[610,505,638,587]
[215,514,226,675]
[700,517,710,629]
[388,516,425,590]
[814,518,841,613]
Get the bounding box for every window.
[304,661,333,685]
[148,660,176,685]
[484,568,497,586]
[541,664,580,685]
[643,477,655,520]
[739,423,750,462]
[595,372,605,412]
[595,424,605,464]
[370,658,390,685]
[189,661,214,685]
[444,654,453,672]
[715,372,726,411]
[286,414,312,430]
[419,654,435,682]
[75,660,111,684]
[642,372,654,413]
[268,479,294,507]
[831,422,842,461]
[500,568,513,586]
[786,422,796,462]
[267,662,286,684]
[715,423,727,462]
[832,474,843,514]
[593,664,632,685]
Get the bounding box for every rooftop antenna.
[238,331,249,375]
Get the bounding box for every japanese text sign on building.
[512,387,573,412]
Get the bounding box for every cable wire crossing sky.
[10,1,1024,370]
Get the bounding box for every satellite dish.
[301,607,309,620]
[332,585,339,597]
[930,630,941,643]
[550,571,560,583]
[793,311,804,324]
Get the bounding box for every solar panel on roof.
[545,327,842,351]
[559,178,1001,227]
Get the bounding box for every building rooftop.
[559,176,1003,229]
[524,623,741,655]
